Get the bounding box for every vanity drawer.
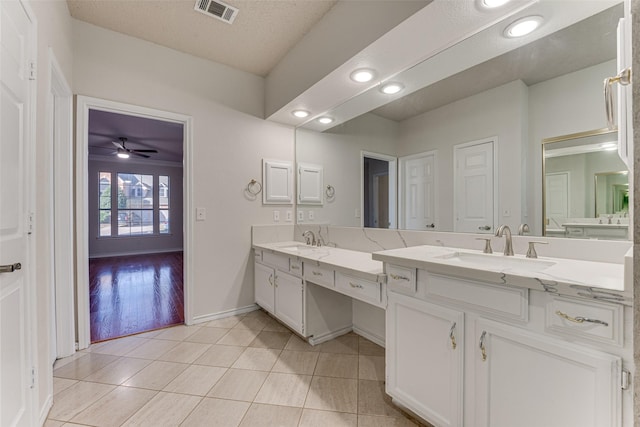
[304,263,334,288]
[386,264,416,294]
[335,272,382,306]
[423,272,528,322]
[564,227,585,237]
[545,297,623,347]
[262,251,290,271]
[289,259,303,277]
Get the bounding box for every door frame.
[399,150,438,230]
[75,96,194,349]
[360,151,397,229]
[452,137,499,233]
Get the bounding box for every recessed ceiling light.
[317,116,334,125]
[292,110,310,118]
[481,0,510,8]
[380,82,404,95]
[504,16,543,38]
[350,68,375,83]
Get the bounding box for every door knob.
[478,225,491,231]
[0,263,22,273]
[426,223,435,228]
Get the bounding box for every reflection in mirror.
[542,129,629,240]
[295,3,626,239]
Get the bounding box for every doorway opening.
[362,152,397,228]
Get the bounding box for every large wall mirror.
[295,2,629,240]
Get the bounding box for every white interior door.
[1,1,35,425]
[545,172,569,226]
[400,152,436,230]
[454,140,495,233]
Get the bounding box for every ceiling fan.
[112,137,158,159]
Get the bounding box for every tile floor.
[46,309,427,427]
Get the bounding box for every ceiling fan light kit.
[112,137,159,159]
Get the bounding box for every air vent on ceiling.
[195,0,238,24]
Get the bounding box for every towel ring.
[325,185,335,198]
[246,179,262,195]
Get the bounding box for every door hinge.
[28,61,36,80]
[621,369,631,390]
[30,367,36,389]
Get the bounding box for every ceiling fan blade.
[131,149,158,153]
[130,151,151,158]
[111,140,125,149]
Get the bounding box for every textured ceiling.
[67,0,338,77]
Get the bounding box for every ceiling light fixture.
[292,109,310,118]
[380,82,404,95]
[481,0,510,8]
[117,148,130,159]
[350,68,375,83]
[504,16,543,38]
[317,116,334,125]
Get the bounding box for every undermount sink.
[276,244,321,253]
[436,251,556,272]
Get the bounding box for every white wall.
[73,20,295,321]
[296,113,399,226]
[397,80,528,232]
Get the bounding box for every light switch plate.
[273,210,280,222]
[196,207,206,221]
[298,210,304,222]
[285,211,292,222]
[308,211,314,220]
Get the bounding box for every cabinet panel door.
[275,270,304,335]
[474,319,621,427]
[254,262,275,314]
[386,291,464,427]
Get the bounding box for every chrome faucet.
[495,225,514,256]
[302,230,316,246]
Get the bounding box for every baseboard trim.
[308,326,353,346]
[191,304,259,325]
[39,394,53,427]
[353,325,385,348]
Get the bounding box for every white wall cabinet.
[263,159,294,205]
[386,291,464,427]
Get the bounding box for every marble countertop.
[562,222,628,229]
[372,245,630,305]
[253,241,385,282]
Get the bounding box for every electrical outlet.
[355,208,361,218]
[196,207,206,221]
[273,210,280,222]
[285,211,292,222]
[308,211,314,220]
[298,210,304,222]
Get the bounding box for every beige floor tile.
[122,360,188,390]
[123,338,179,360]
[233,317,267,331]
[163,364,227,396]
[239,403,302,427]
[217,328,260,346]
[317,334,359,354]
[193,344,245,367]
[205,315,244,329]
[70,386,157,427]
[121,391,201,427]
[53,377,78,395]
[243,309,271,321]
[153,325,201,341]
[357,415,419,426]
[304,376,358,413]
[358,380,404,418]
[181,397,250,427]
[61,423,93,426]
[261,318,292,333]
[134,329,162,339]
[207,368,269,401]
[314,353,358,379]
[53,352,89,370]
[358,355,385,381]
[299,409,358,427]
[44,420,65,427]
[47,381,115,421]
[86,336,148,356]
[184,327,230,344]
[53,353,120,380]
[248,330,292,349]
[284,335,320,352]
[157,341,211,363]
[358,337,386,357]
[83,357,152,385]
[272,350,319,375]
[232,347,281,371]
[254,372,312,407]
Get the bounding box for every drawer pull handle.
[479,331,487,361]
[555,310,608,327]
[291,265,300,270]
[390,273,409,281]
[449,322,457,350]
[349,282,363,289]
[312,271,322,276]
[268,274,274,286]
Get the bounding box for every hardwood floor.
[89,251,184,343]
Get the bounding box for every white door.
[386,291,464,427]
[400,153,436,230]
[454,140,495,233]
[1,1,35,426]
[545,172,569,224]
[275,270,304,335]
[474,319,621,427]
[254,262,275,314]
